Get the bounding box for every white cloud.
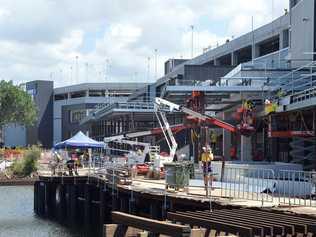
[0,0,289,87]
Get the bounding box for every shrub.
[11,159,24,176]
[11,146,41,177]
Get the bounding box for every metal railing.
[183,166,275,205]
[218,167,275,203]
[274,60,316,95]
[275,170,316,207]
[290,85,316,104]
[41,159,316,207]
[94,101,155,118]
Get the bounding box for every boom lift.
[104,97,253,167]
[104,123,186,167]
[154,97,254,135]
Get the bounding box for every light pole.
[75,56,79,84]
[190,25,194,58]
[147,57,151,83]
[154,49,158,80]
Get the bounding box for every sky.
[0,0,289,87]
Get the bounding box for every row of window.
[55,90,131,101]
[70,109,89,123]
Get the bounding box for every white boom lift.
[103,124,186,167]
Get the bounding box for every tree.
[0,80,37,126]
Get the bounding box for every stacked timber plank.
[167,208,316,237]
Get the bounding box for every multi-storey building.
[2,81,144,148]
[83,0,316,169]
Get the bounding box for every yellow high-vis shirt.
[200,152,213,162]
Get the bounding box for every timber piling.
[34,176,209,237]
[34,175,316,237]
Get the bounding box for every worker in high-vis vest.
[200,146,214,190]
[210,130,217,152]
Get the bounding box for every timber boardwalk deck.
[34,174,316,237]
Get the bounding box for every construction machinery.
[103,97,255,167]
[154,97,255,136]
[103,124,187,168]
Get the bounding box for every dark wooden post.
[84,184,91,236]
[34,181,39,215]
[99,187,106,237]
[55,184,67,225]
[44,181,52,218]
[66,184,77,228]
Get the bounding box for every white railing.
[41,160,316,207]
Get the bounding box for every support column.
[99,187,106,237]
[34,181,39,215]
[44,182,52,218]
[241,135,252,161]
[84,184,91,236]
[252,45,255,60]
[231,52,238,66]
[222,112,231,160]
[55,184,67,224]
[129,192,136,215]
[120,195,129,213]
[38,182,46,217]
[150,200,160,220]
[66,184,77,228]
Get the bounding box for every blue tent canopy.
[54,131,105,149]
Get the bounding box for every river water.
[0,186,78,237]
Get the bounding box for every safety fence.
[218,167,275,203]
[275,170,316,207]
[40,160,316,207]
[176,165,316,207]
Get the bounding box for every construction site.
[33,0,316,236]
[80,0,316,170]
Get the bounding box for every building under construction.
[81,0,316,170]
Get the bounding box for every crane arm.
[104,124,186,143]
[155,97,237,133]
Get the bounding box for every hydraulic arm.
[155,97,237,133]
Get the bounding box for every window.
[70,91,86,98]
[283,29,289,48]
[70,110,87,123]
[258,36,280,57]
[54,93,68,101]
[89,90,105,97]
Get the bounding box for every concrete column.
[241,135,252,161]
[231,52,238,66]
[279,31,284,49]
[222,112,232,159]
[214,58,220,66]
[252,44,260,59]
[252,43,260,60]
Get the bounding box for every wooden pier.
[34,175,316,237]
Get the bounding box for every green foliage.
[11,146,41,177]
[0,80,37,126]
[11,159,24,175]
